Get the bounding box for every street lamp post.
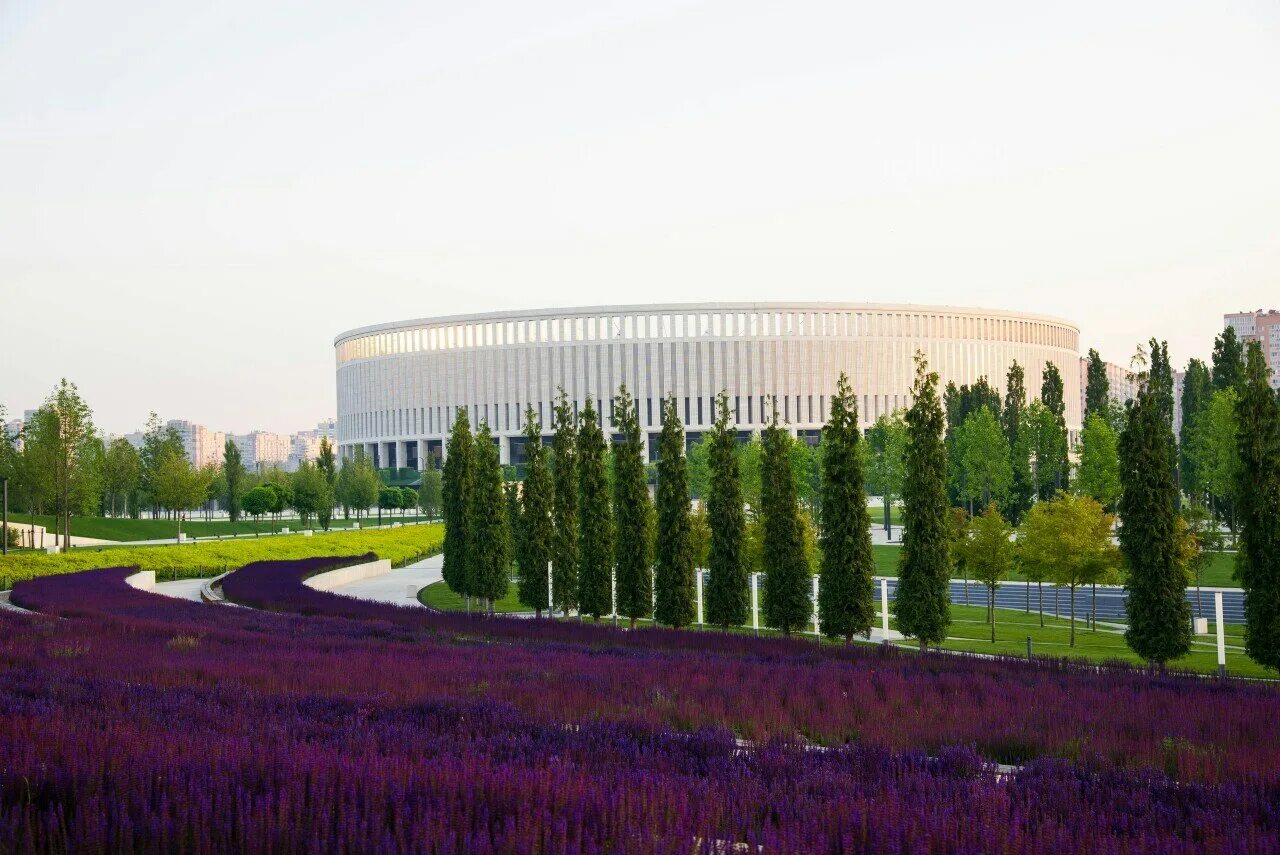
[1,476,8,556]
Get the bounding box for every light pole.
[1,476,8,556]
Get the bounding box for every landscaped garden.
[2,556,1277,849]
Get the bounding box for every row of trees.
[0,384,446,550]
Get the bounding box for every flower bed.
[2,566,1277,850]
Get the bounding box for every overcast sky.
[2,0,1277,435]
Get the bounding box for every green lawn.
[417,580,526,613]
[16,513,439,542]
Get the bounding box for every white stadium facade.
[334,303,1081,469]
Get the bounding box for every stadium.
[334,303,1080,469]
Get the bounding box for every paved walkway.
[322,554,442,607]
[152,578,207,602]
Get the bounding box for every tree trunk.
[1038,581,1044,628]
[883,497,891,536]
[1069,584,1076,647]
[1091,582,1098,631]
[989,584,996,642]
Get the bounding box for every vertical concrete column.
[417,439,426,471]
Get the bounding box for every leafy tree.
[517,407,554,616]
[241,485,272,534]
[706,392,748,629]
[866,412,907,535]
[377,487,400,526]
[946,506,970,605]
[441,408,474,601]
[1038,363,1069,497]
[289,461,327,529]
[960,504,1014,642]
[1182,503,1224,619]
[260,478,292,533]
[1024,401,1067,502]
[1119,379,1192,665]
[686,438,710,501]
[1084,348,1110,422]
[315,438,336,530]
[1212,326,1245,392]
[399,486,417,518]
[467,422,511,612]
[151,448,215,543]
[222,439,246,523]
[1000,361,1035,525]
[1235,341,1280,669]
[1075,413,1121,510]
[345,446,380,520]
[550,389,579,616]
[790,439,822,522]
[655,395,695,627]
[895,353,951,650]
[26,380,99,550]
[953,407,1012,511]
[1179,359,1213,501]
[944,377,1001,507]
[690,503,711,569]
[817,373,875,641]
[612,386,652,628]
[1190,389,1241,533]
[760,406,811,634]
[738,436,763,517]
[101,437,141,518]
[576,397,614,620]
[139,413,185,518]
[418,467,443,519]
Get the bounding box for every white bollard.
[611,569,617,621]
[751,573,759,635]
[652,568,657,619]
[880,577,890,643]
[407,584,417,598]
[696,569,704,626]
[812,574,820,636]
[547,562,553,615]
[1215,591,1227,677]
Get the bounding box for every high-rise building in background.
[1225,309,1280,390]
[166,419,227,469]
[232,431,294,473]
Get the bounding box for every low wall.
[125,570,156,592]
[303,558,392,591]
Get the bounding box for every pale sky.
[2,0,1277,435]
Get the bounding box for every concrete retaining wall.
[303,559,392,591]
[125,570,156,592]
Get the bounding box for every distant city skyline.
[3,1,1277,434]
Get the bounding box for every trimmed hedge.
[0,524,444,588]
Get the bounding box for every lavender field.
[2,559,1278,851]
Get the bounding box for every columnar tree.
[101,437,141,518]
[1235,342,1280,669]
[576,397,614,620]
[1076,412,1121,510]
[654,395,695,627]
[1190,388,1242,533]
[1148,339,1179,498]
[1001,361,1035,525]
[1084,349,1110,422]
[517,407,553,617]
[705,391,748,629]
[1038,362,1069,497]
[467,422,511,612]
[760,405,811,634]
[441,408,474,601]
[1179,359,1213,501]
[315,439,337,530]
[895,353,951,650]
[817,373,875,642]
[1119,379,1192,665]
[961,504,1014,642]
[1212,326,1245,392]
[550,388,579,617]
[612,386,653,628]
[866,412,907,535]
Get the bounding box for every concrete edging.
[303,559,393,591]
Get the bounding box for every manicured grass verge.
[15,513,438,542]
[417,580,526,613]
[0,524,444,588]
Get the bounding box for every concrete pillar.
[499,435,511,466]
[417,439,426,471]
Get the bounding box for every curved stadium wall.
[334,303,1080,469]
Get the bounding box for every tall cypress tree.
[1001,361,1034,525]
[1084,348,1110,422]
[1213,326,1245,391]
[441,408,473,600]
[612,385,653,628]
[1119,380,1191,665]
[705,391,747,628]
[1180,358,1213,500]
[467,422,510,612]
[550,388,579,617]
[1039,362,1069,497]
[761,405,811,634]
[654,396,695,627]
[576,396,614,620]
[818,373,875,641]
[895,353,951,650]
[1235,342,1280,669]
[517,406,552,617]
[1148,339,1179,503]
